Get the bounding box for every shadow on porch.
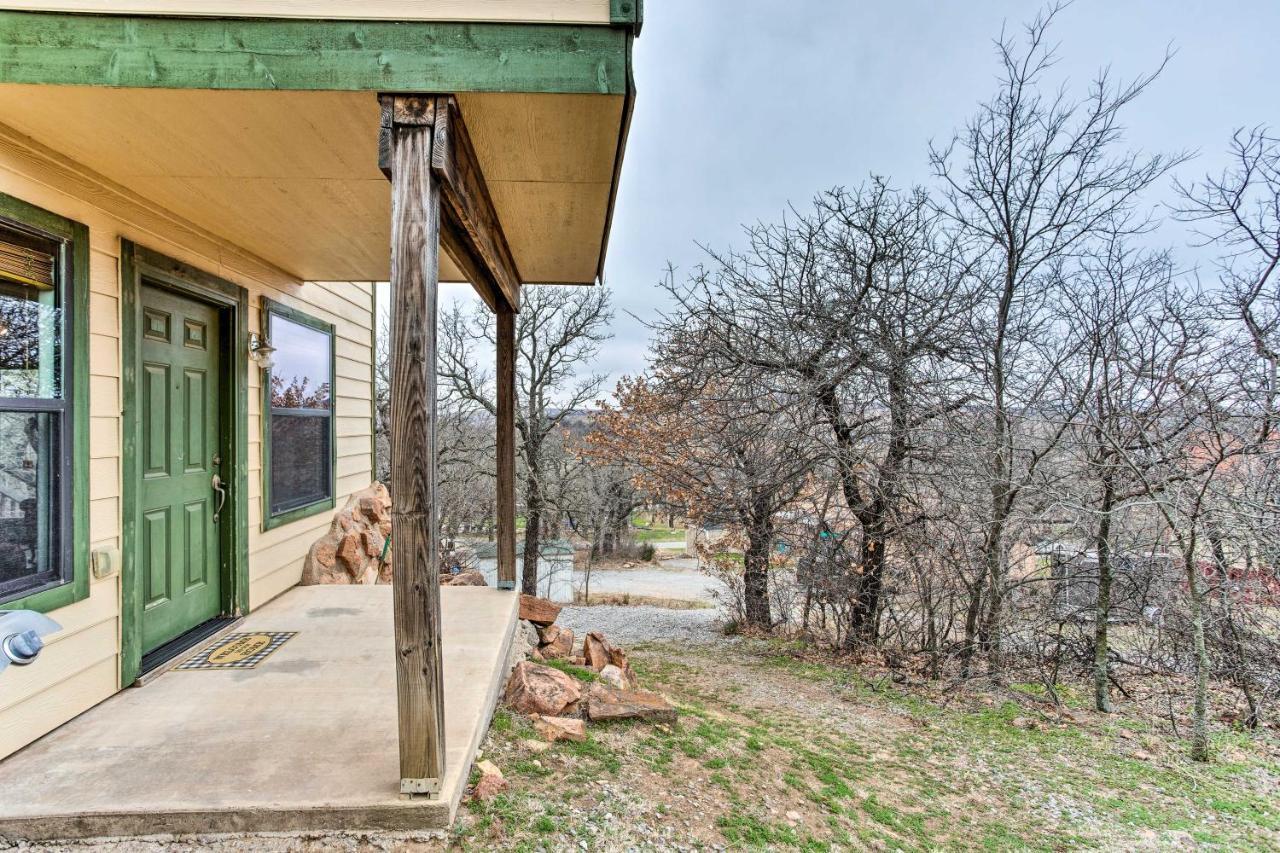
[0,585,519,842]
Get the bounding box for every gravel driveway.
[555,604,723,646]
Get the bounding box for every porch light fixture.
[248,331,277,370]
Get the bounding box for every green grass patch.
[717,813,801,846]
[543,658,599,683]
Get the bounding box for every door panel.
[138,284,223,653]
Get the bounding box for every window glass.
[0,411,61,593]
[268,316,332,411]
[0,263,62,398]
[266,310,333,517]
[0,222,69,603]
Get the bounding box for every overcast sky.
[435,0,1279,397]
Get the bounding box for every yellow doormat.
[176,631,297,670]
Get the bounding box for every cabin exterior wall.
[0,122,377,760]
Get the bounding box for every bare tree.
[438,287,613,595]
[375,312,495,538]
[590,356,814,630]
[1174,127,1280,445]
[928,3,1185,677]
[653,179,977,643]
[1058,237,1175,712]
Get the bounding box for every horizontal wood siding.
[0,121,376,760]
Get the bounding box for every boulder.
[538,625,574,660]
[599,664,637,690]
[582,631,621,671]
[504,661,582,717]
[357,492,390,526]
[516,620,541,654]
[470,760,507,802]
[300,482,394,586]
[585,683,676,724]
[532,715,587,743]
[312,541,337,569]
[336,531,365,572]
[519,594,561,626]
[442,569,488,587]
[361,529,384,558]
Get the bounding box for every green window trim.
[0,193,89,614]
[260,298,337,532]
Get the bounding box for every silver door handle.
[212,474,227,523]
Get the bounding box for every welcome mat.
[176,631,297,670]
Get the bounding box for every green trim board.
[596,34,636,283]
[0,193,89,614]
[120,240,250,687]
[0,13,630,94]
[610,0,644,35]
[259,297,337,533]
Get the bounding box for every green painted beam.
[610,0,644,35]
[0,12,629,94]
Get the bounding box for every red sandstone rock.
[469,760,508,801]
[532,715,587,743]
[585,683,676,724]
[582,631,621,672]
[300,483,394,586]
[519,594,561,626]
[538,625,574,660]
[504,661,582,717]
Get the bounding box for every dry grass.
[454,637,1280,851]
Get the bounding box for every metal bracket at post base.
[400,777,441,797]
[496,580,516,590]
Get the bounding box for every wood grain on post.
[385,93,446,795]
[496,302,517,589]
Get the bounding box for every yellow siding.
[0,122,377,760]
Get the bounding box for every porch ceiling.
[0,85,625,284]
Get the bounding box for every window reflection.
[269,316,331,410]
[267,311,334,516]
[0,280,62,399]
[0,411,59,588]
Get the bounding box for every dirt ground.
[15,632,1279,852]
[453,637,1280,852]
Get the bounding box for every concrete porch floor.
[0,585,519,843]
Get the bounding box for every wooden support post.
[496,302,517,590]
[383,93,446,796]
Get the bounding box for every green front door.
[138,284,223,653]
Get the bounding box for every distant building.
[473,539,575,603]
[1035,539,1179,620]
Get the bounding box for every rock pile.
[473,594,677,803]
[502,595,676,731]
[299,483,393,585]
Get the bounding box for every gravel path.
[575,566,724,603]
[556,603,724,645]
